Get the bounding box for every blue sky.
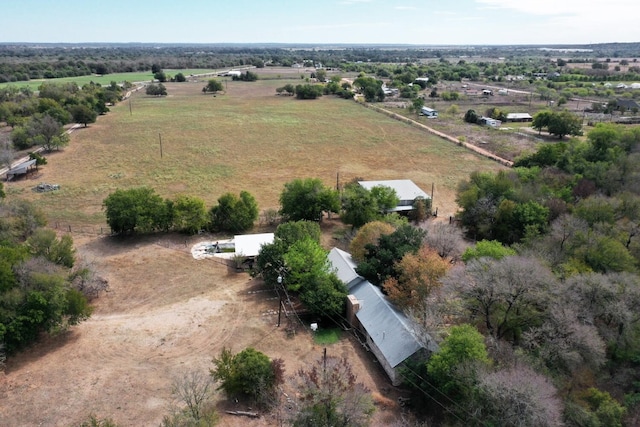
[1,0,637,45]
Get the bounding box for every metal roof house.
[328,248,436,385]
[358,180,430,213]
[506,113,533,122]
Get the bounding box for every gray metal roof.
[7,159,36,175]
[351,279,424,368]
[327,247,361,290]
[328,248,425,368]
[358,180,430,203]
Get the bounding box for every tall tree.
[383,245,450,310]
[208,191,258,233]
[356,224,425,285]
[69,104,97,127]
[279,178,340,222]
[172,195,208,235]
[444,256,555,341]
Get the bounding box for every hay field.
[9,76,504,227]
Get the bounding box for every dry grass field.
[7,73,502,227]
[1,71,505,426]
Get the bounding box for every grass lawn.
[0,69,219,91]
[313,328,342,345]
[7,76,504,228]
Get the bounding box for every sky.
[1,0,638,46]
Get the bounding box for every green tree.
[427,324,489,400]
[464,109,478,124]
[103,187,171,234]
[353,76,384,102]
[154,71,167,82]
[461,240,516,263]
[532,110,552,135]
[146,83,167,96]
[274,220,321,247]
[411,97,425,114]
[172,195,208,235]
[547,110,583,139]
[356,224,425,285]
[340,182,380,228]
[210,347,280,404]
[26,229,76,268]
[69,104,97,127]
[279,178,340,222]
[283,237,331,293]
[348,220,396,263]
[295,84,324,99]
[174,72,186,82]
[203,79,223,93]
[208,191,258,233]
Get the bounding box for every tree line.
[0,189,96,358]
[1,82,121,168]
[103,187,258,235]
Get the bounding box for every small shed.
[5,159,37,181]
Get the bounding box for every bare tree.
[71,259,109,300]
[442,256,556,341]
[475,364,563,427]
[162,369,218,426]
[0,136,14,169]
[564,272,640,351]
[522,305,606,373]
[290,355,374,427]
[424,221,465,260]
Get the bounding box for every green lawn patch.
[313,328,342,345]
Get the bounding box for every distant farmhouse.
[358,180,430,213]
[616,98,640,111]
[420,106,438,118]
[478,116,501,128]
[506,113,533,122]
[328,248,436,386]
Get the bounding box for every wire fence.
[52,222,111,236]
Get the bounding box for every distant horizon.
[2,0,638,46]
[1,41,638,49]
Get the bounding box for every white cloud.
[475,0,636,16]
[395,6,417,10]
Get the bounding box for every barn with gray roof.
[328,248,436,385]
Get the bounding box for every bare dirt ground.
[0,222,407,427]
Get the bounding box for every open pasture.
[0,69,218,91]
[9,74,503,228]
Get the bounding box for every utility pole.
[159,133,163,158]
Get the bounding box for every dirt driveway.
[0,230,405,426]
